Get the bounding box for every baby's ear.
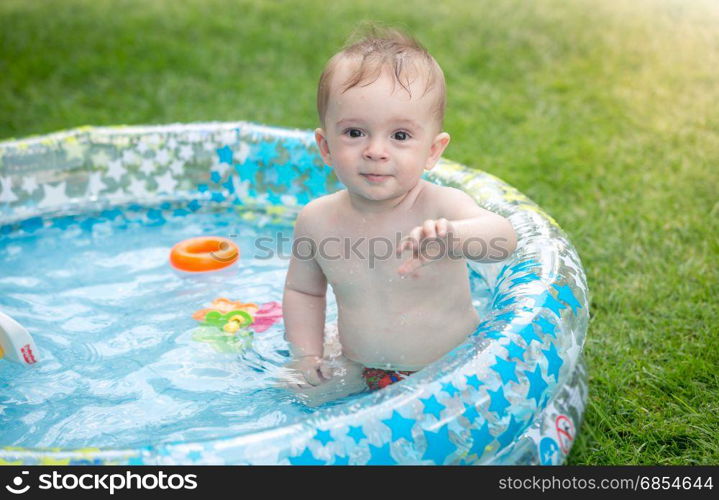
[314,128,332,167]
[425,132,451,170]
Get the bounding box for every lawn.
[1,0,717,464]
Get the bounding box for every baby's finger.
[423,219,437,239]
[446,219,455,235]
[436,218,448,237]
[409,226,423,251]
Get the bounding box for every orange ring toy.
[169,237,240,272]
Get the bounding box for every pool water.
[0,201,491,451]
[0,202,337,449]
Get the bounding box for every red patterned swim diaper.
[362,367,416,391]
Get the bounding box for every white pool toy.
[0,311,39,366]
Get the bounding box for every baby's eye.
[344,128,364,138]
[393,131,411,141]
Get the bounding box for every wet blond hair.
[317,24,446,132]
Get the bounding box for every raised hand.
[396,218,455,277]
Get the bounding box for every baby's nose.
[363,140,389,161]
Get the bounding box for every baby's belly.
[323,250,480,371]
[338,300,480,371]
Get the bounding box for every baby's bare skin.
[280,60,516,404]
[300,182,480,371]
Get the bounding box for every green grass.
[1,0,717,464]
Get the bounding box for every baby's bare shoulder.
[418,181,486,219]
[298,191,343,219]
[416,181,467,205]
[294,191,345,237]
[421,182,471,201]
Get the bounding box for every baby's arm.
[398,187,517,275]
[282,205,331,386]
[442,187,517,261]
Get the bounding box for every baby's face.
[316,63,449,206]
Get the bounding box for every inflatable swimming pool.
[0,122,588,465]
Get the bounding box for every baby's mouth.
[361,173,392,183]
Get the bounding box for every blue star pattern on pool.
[272,160,296,189]
[333,455,350,465]
[465,374,483,390]
[236,160,260,183]
[463,403,480,424]
[420,395,446,420]
[254,140,280,165]
[509,272,541,288]
[553,283,582,315]
[497,263,510,280]
[442,382,460,397]
[216,145,233,164]
[497,415,529,448]
[531,291,567,318]
[483,329,505,340]
[495,259,540,287]
[543,343,564,381]
[487,387,512,418]
[493,295,517,311]
[422,424,457,464]
[468,421,494,459]
[314,429,333,446]
[491,356,519,384]
[524,364,549,405]
[534,316,558,337]
[504,340,526,361]
[347,425,366,444]
[517,323,543,346]
[510,259,540,275]
[221,176,235,193]
[382,411,416,442]
[305,168,328,196]
[494,310,517,323]
[492,290,516,310]
[288,447,326,465]
[366,443,397,465]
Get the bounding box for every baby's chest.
[316,235,403,285]
[313,209,443,289]
[316,239,450,300]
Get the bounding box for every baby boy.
[281,28,517,405]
